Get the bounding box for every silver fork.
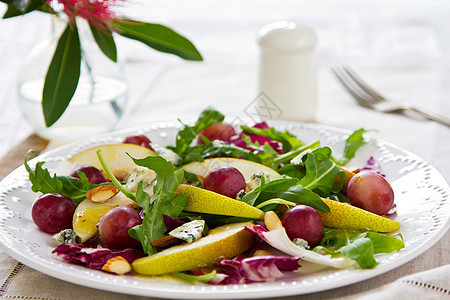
[332,66,450,127]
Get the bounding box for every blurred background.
[1,0,449,174]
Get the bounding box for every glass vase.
[16,17,128,141]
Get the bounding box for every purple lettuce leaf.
[211,254,301,284]
[163,214,186,231]
[228,122,283,154]
[361,156,385,177]
[52,244,143,271]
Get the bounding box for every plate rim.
[0,120,449,299]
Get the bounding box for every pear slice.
[73,193,137,243]
[176,184,265,219]
[68,144,157,179]
[317,198,400,232]
[132,222,255,275]
[182,157,282,182]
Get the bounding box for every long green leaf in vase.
[113,19,203,61]
[90,25,117,62]
[42,24,81,127]
[2,0,45,18]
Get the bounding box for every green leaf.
[89,25,117,62]
[42,25,81,127]
[168,107,225,164]
[264,140,321,169]
[333,128,369,165]
[173,270,217,282]
[365,232,405,254]
[241,125,304,152]
[240,178,330,212]
[277,164,306,180]
[202,140,262,163]
[2,0,45,19]
[113,19,202,61]
[339,237,377,269]
[316,227,405,269]
[24,152,99,204]
[298,147,344,196]
[128,156,186,255]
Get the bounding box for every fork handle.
[408,106,450,127]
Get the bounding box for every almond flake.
[86,185,119,203]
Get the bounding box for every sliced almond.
[86,185,119,203]
[197,175,205,185]
[264,210,283,231]
[102,256,131,275]
[151,235,182,248]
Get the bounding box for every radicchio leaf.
[361,156,385,177]
[245,224,355,269]
[52,244,142,271]
[211,254,301,284]
[228,122,283,154]
[163,214,186,231]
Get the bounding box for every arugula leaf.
[24,152,99,204]
[240,178,330,212]
[241,125,303,152]
[264,140,321,169]
[298,147,344,196]
[314,227,405,269]
[277,164,305,180]
[240,134,280,163]
[333,128,369,165]
[168,107,225,164]
[128,156,186,255]
[202,140,262,163]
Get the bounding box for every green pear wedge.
[176,184,265,219]
[182,157,282,181]
[132,222,255,275]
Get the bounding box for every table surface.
[0,1,449,299]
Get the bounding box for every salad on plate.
[24,107,404,284]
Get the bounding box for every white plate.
[0,122,449,299]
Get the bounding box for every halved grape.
[70,165,107,184]
[123,134,152,149]
[347,170,394,215]
[203,166,246,198]
[31,193,77,234]
[197,123,236,145]
[98,206,142,249]
[281,205,324,247]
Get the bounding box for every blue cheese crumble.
[149,143,180,165]
[169,220,205,243]
[125,166,156,194]
[52,229,77,245]
[246,172,273,191]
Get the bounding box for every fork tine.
[342,67,385,103]
[331,68,374,108]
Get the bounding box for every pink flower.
[48,0,124,31]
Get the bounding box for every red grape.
[347,170,394,215]
[203,166,246,198]
[197,123,236,145]
[281,205,324,247]
[70,165,107,184]
[123,134,152,149]
[31,193,77,234]
[98,206,142,249]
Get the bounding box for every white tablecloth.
[0,1,448,299]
